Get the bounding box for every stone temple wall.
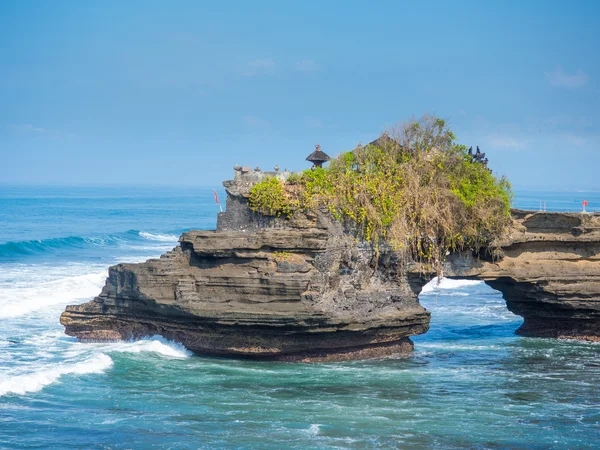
[216,169,297,233]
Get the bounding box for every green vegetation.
[249,116,512,274]
[248,176,294,218]
[273,251,292,262]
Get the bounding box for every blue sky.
[1,0,599,189]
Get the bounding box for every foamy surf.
[0,353,113,396]
[307,424,322,435]
[0,337,189,397]
[103,336,192,358]
[138,231,179,242]
[0,269,107,319]
[68,336,193,359]
[420,277,483,294]
[0,230,179,261]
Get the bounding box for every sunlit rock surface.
[61,171,600,361]
[61,171,429,361]
[444,210,600,342]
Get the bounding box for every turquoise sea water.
[0,186,599,449]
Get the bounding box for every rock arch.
[440,210,600,340]
[60,175,600,362]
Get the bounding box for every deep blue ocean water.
[0,185,599,449]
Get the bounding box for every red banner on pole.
[213,189,223,212]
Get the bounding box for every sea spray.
[1,337,192,397]
[138,231,179,242]
[85,336,193,359]
[0,269,108,318]
[420,277,484,294]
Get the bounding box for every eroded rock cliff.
[443,209,600,341]
[61,171,600,360]
[60,171,429,361]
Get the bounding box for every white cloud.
[9,123,47,133]
[545,66,588,88]
[242,58,275,77]
[544,113,592,129]
[242,115,272,132]
[241,58,319,77]
[7,124,73,139]
[295,59,319,72]
[564,134,587,146]
[304,116,325,129]
[486,134,528,150]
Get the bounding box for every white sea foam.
[437,292,470,297]
[0,269,107,318]
[0,337,188,398]
[121,244,177,252]
[118,254,168,264]
[61,336,192,359]
[102,336,192,358]
[0,353,113,396]
[420,277,483,294]
[139,231,179,242]
[307,424,322,435]
[417,342,503,351]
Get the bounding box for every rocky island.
[61,118,600,360]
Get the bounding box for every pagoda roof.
[306,145,331,162]
[368,133,399,149]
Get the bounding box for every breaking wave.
[0,269,108,318]
[0,230,179,259]
[96,336,192,358]
[0,337,191,397]
[138,231,179,242]
[420,277,484,294]
[0,353,113,396]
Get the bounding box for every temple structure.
[306,145,330,168]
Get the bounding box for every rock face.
[443,209,600,342]
[60,171,600,360]
[60,170,429,361]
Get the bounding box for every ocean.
[0,185,599,449]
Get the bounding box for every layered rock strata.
[61,170,600,360]
[61,171,430,361]
[442,210,600,341]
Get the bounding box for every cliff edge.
[60,171,600,361]
[443,209,600,341]
[60,170,430,361]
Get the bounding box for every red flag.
[213,189,220,205]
